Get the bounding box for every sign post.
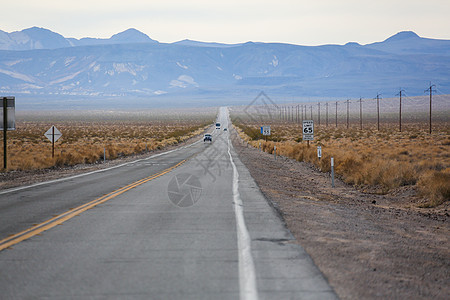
[331,157,335,188]
[44,126,62,158]
[317,146,322,161]
[302,120,314,147]
[1,97,15,169]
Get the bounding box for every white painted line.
[228,132,258,300]
[0,138,203,195]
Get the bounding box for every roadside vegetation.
[1,109,215,172]
[233,120,450,208]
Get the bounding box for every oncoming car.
[203,134,212,142]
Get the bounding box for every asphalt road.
[0,107,337,299]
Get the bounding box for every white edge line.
[0,138,204,196]
[226,114,258,300]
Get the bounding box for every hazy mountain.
[366,31,450,54]
[0,29,449,107]
[68,28,158,47]
[0,27,157,50]
[0,27,72,50]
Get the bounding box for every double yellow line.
[0,159,186,251]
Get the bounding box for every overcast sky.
[1,0,449,45]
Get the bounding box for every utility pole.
[335,101,338,127]
[345,99,350,129]
[358,98,363,130]
[397,88,405,132]
[310,105,313,120]
[376,93,382,131]
[325,102,329,127]
[425,83,436,134]
[3,97,7,170]
[318,102,321,126]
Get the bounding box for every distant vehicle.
[203,134,212,142]
[223,128,227,131]
[215,123,220,129]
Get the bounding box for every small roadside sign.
[317,146,322,159]
[303,120,314,141]
[261,126,271,136]
[44,126,62,143]
[0,97,15,131]
[44,125,62,158]
[1,96,16,169]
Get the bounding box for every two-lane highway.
[0,107,337,299]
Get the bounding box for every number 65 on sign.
[303,120,314,141]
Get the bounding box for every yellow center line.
[0,159,186,251]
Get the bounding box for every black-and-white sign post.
[1,97,15,169]
[303,120,314,147]
[44,126,62,158]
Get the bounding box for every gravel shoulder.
[232,130,449,300]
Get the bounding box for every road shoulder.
[231,130,450,300]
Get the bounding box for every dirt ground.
[231,131,449,299]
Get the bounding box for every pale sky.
[1,0,449,45]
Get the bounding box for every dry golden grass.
[1,111,214,171]
[234,121,450,207]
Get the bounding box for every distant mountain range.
[0,27,449,108]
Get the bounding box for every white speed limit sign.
[261,125,271,136]
[303,120,314,141]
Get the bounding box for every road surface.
[0,107,337,299]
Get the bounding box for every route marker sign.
[303,120,314,141]
[261,125,271,136]
[44,125,62,158]
[44,126,62,143]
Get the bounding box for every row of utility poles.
[275,84,437,133]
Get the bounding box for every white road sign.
[317,146,322,158]
[303,120,314,141]
[44,126,62,143]
[261,125,271,136]
[0,97,16,131]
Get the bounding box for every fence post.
[331,157,335,188]
[274,146,276,160]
